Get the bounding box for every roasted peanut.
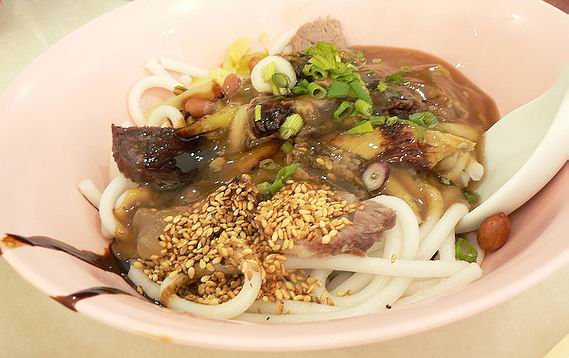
[184,98,216,118]
[222,73,242,98]
[477,212,511,252]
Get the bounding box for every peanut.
[221,73,242,98]
[184,98,216,118]
[477,212,511,252]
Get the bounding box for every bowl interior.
[1,0,569,351]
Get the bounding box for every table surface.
[1,1,568,357]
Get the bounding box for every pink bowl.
[1,0,568,351]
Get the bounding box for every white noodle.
[128,76,179,126]
[247,300,337,314]
[327,272,352,291]
[179,74,193,87]
[438,230,456,261]
[416,204,469,260]
[402,278,441,297]
[78,179,102,209]
[127,264,161,301]
[286,255,467,278]
[159,263,261,319]
[159,57,209,77]
[146,105,186,128]
[145,59,178,82]
[268,27,299,55]
[333,218,402,294]
[419,216,439,240]
[397,263,482,305]
[98,174,137,238]
[309,269,331,299]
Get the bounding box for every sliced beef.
[112,125,215,191]
[290,17,347,53]
[292,200,396,257]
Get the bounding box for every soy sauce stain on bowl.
[53,287,130,311]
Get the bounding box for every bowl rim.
[1,0,569,351]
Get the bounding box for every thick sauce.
[113,46,500,260]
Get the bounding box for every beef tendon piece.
[331,124,475,171]
[255,181,396,257]
[112,125,216,191]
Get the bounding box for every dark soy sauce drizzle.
[53,287,130,311]
[1,234,135,311]
[1,234,126,274]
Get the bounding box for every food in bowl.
[7,17,513,322]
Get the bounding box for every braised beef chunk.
[112,125,215,191]
[290,17,347,52]
[249,98,294,137]
[293,200,396,256]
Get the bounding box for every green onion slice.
[333,101,354,121]
[327,80,351,98]
[271,72,291,88]
[400,65,414,73]
[386,116,399,126]
[345,120,374,135]
[377,81,388,93]
[348,80,372,104]
[385,73,404,84]
[254,104,262,122]
[354,99,373,117]
[279,113,304,140]
[281,141,294,154]
[408,111,439,128]
[307,82,327,99]
[258,163,300,196]
[455,237,478,263]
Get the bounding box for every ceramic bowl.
[1,0,568,351]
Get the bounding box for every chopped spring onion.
[303,64,328,81]
[173,85,188,95]
[377,81,388,93]
[254,104,262,122]
[408,111,439,128]
[307,82,327,99]
[279,113,304,140]
[326,80,351,98]
[354,99,373,117]
[464,191,480,203]
[258,163,300,196]
[400,65,414,73]
[333,101,354,121]
[259,159,279,171]
[385,73,404,84]
[370,115,387,126]
[372,58,382,64]
[281,141,294,154]
[348,80,372,104]
[271,72,291,88]
[455,237,478,263]
[386,116,399,126]
[345,120,374,135]
[291,79,309,95]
